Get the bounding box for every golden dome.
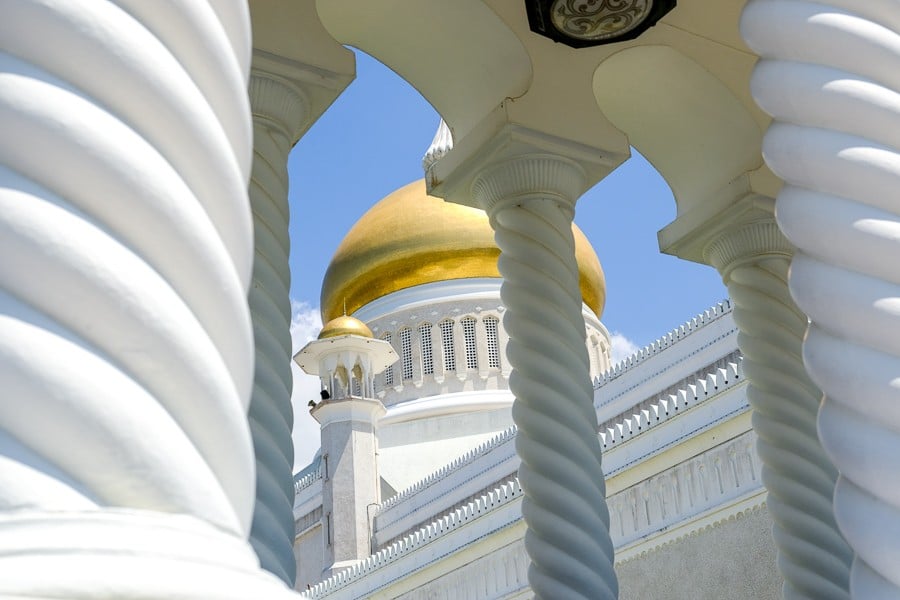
[318,315,373,339]
[321,180,605,322]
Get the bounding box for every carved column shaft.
[472,155,617,600]
[0,1,293,597]
[742,0,900,594]
[705,221,852,599]
[247,70,309,585]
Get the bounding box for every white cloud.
[289,300,323,472]
[609,332,640,366]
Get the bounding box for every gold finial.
[343,298,347,316]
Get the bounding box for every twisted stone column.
[742,0,900,595]
[0,2,293,597]
[247,69,309,586]
[706,221,852,599]
[472,155,617,600]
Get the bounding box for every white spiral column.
[247,69,309,586]
[742,1,900,595]
[0,2,292,597]
[472,155,617,600]
[706,221,853,599]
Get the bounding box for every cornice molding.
[311,396,386,426]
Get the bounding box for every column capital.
[703,220,794,281]
[249,49,355,145]
[661,192,794,271]
[248,69,309,143]
[471,154,586,215]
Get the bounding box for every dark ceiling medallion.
[525,0,676,48]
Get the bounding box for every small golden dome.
[321,180,605,322]
[318,315,374,340]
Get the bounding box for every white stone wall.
[616,505,781,600]
[295,524,325,592]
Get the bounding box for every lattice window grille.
[485,316,501,369]
[419,323,434,375]
[462,317,478,370]
[400,328,413,381]
[382,333,394,385]
[440,320,456,372]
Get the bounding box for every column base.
[0,510,297,599]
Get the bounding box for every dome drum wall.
[361,288,612,408]
[367,297,510,407]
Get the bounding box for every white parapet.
[0,2,293,597]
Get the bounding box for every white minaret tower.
[294,315,397,575]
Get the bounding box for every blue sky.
[286,50,726,469]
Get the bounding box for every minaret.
[294,315,397,575]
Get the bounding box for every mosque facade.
[291,181,780,598]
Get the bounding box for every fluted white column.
[742,1,900,595]
[0,2,293,597]
[706,220,853,599]
[247,69,309,586]
[472,155,617,600]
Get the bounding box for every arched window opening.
[485,316,501,369]
[351,364,363,396]
[419,323,434,375]
[382,332,394,386]
[399,327,413,381]
[440,320,456,372]
[462,317,478,370]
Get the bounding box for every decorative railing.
[595,300,733,386]
[302,480,523,598]
[293,462,323,496]
[599,360,743,451]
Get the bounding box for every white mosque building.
[290,179,779,598]
[2,1,898,599]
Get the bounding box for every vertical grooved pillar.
[0,1,294,597]
[706,221,853,599]
[742,0,900,595]
[472,155,617,600]
[247,70,309,585]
